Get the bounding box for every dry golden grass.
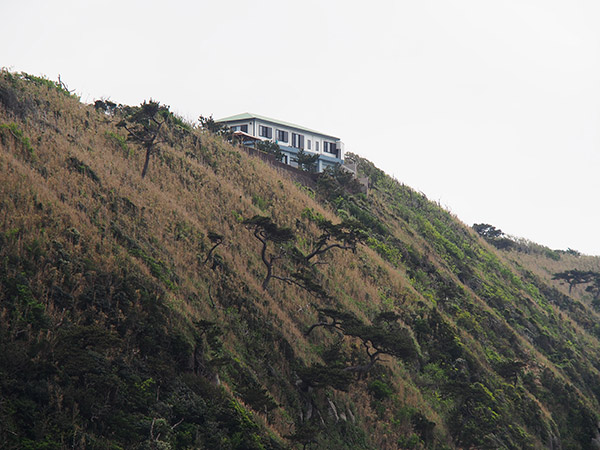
[0,78,437,445]
[506,249,600,300]
[5,73,599,448]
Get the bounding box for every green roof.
[215,112,339,139]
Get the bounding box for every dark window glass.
[324,141,337,154]
[240,124,248,133]
[292,133,304,149]
[277,130,288,142]
[259,125,272,138]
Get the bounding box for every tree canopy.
[242,215,296,289]
[472,223,515,250]
[473,223,503,239]
[293,149,319,172]
[256,140,284,162]
[198,115,232,138]
[553,269,600,295]
[305,308,419,375]
[305,217,368,262]
[117,100,172,178]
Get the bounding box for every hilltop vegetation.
[1,70,600,449]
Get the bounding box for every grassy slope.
[504,243,600,304]
[1,71,599,449]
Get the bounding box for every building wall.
[218,117,344,172]
[252,119,342,158]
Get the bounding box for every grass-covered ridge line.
[1,70,600,449]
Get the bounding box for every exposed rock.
[347,406,356,424]
[327,398,339,422]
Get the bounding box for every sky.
[2,0,600,254]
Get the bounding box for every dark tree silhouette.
[256,140,284,162]
[306,309,419,375]
[304,217,368,263]
[472,223,515,250]
[585,278,600,301]
[198,115,231,138]
[242,215,296,289]
[203,231,224,265]
[117,100,172,178]
[293,149,319,172]
[316,164,364,200]
[94,99,118,115]
[473,223,503,239]
[552,269,598,293]
[243,214,367,297]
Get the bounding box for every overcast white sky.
[2,0,600,254]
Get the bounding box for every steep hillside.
[1,70,599,449]
[505,242,600,305]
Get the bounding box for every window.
[307,140,311,150]
[292,133,304,149]
[259,125,272,139]
[277,129,288,142]
[232,124,248,133]
[324,141,337,154]
[316,141,319,152]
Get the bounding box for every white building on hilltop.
[215,113,345,173]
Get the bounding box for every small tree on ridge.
[117,100,172,178]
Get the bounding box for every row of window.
[231,123,338,156]
[258,124,336,154]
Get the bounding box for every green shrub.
[252,194,269,211]
[0,122,35,159]
[368,379,394,400]
[105,131,131,157]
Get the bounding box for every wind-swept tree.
[242,215,296,289]
[117,100,172,178]
[472,223,514,250]
[304,217,368,263]
[306,309,419,375]
[243,213,368,295]
[203,231,224,265]
[585,278,600,302]
[552,269,597,293]
[472,223,503,239]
